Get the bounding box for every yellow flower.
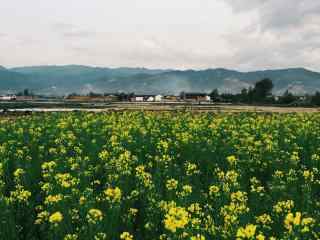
[164,206,189,233]
[181,185,192,197]
[302,217,315,226]
[284,212,301,232]
[49,211,63,224]
[231,191,248,203]
[190,234,205,240]
[290,151,300,163]
[227,155,237,165]
[64,234,78,240]
[41,161,56,174]
[129,208,138,217]
[166,179,178,191]
[256,214,273,225]
[87,209,103,224]
[301,217,315,233]
[273,200,294,214]
[104,187,122,203]
[13,168,25,178]
[41,182,52,193]
[10,185,31,203]
[209,185,219,194]
[185,162,200,176]
[159,234,167,240]
[55,173,78,188]
[99,150,109,161]
[94,232,107,240]
[135,165,153,188]
[79,196,86,205]
[256,233,265,240]
[120,232,133,240]
[284,212,314,233]
[293,212,302,226]
[35,211,49,225]
[274,170,284,178]
[303,170,314,182]
[45,194,63,205]
[236,224,256,239]
[225,170,239,184]
[188,203,202,214]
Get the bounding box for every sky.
[0,0,319,71]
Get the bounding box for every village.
[1,78,320,107]
[0,92,212,103]
[65,92,211,102]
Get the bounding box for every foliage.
[311,92,320,106]
[251,78,274,102]
[211,79,275,104]
[0,112,320,239]
[278,90,298,105]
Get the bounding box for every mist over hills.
[0,65,320,96]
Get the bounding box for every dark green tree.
[23,88,29,96]
[253,78,274,102]
[311,91,320,106]
[240,88,248,103]
[279,90,297,104]
[209,89,219,100]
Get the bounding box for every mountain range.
[1,65,320,96]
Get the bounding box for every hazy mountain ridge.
[0,65,320,95]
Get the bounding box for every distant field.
[0,100,319,113]
[0,111,320,239]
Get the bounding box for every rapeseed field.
[0,112,320,239]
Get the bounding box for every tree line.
[209,78,320,106]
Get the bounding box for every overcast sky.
[1,0,319,71]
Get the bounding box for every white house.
[155,95,163,102]
[135,96,144,102]
[0,95,16,101]
[147,96,155,102]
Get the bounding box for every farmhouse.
[0,95,16,101]
[130,94,163,102]
[180,92,211,102]
[163,95,179,102]
[132,96,145,102]
[155,95,163,102]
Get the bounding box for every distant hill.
[0,65,319,95]
[0,66,31,92]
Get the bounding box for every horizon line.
[2,64,318,74]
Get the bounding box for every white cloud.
[0,0,319,71]
[218,0,320,71]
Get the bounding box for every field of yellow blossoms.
[0,111,320,240]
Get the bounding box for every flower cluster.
[0,112,319,239]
